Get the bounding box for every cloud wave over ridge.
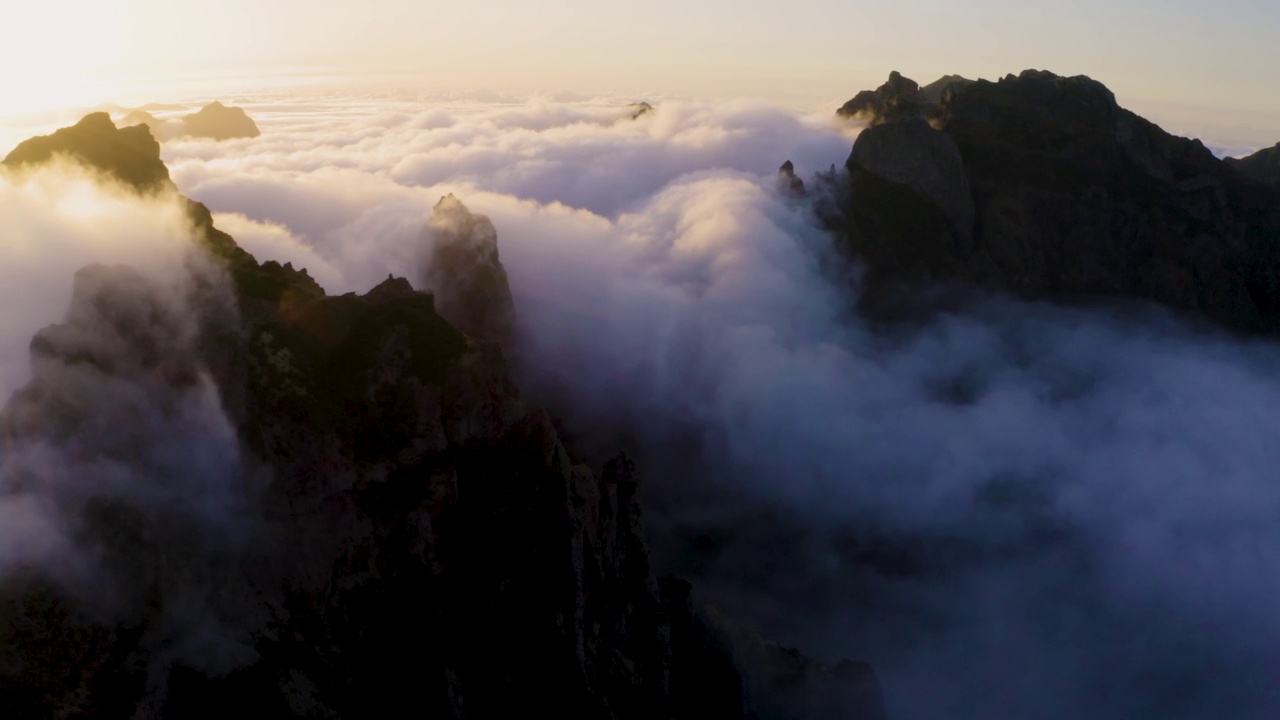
[0,162,268,702]
[41,91,1280,719]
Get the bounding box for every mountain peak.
[3,112,171,191]
[181,101,260,140]
[423,195,516,345]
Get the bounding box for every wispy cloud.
[6,92,1280,718]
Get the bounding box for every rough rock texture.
[837,71,929,125]
[0,116,885,719]
[422,194,517,346]
[1227,142,1280,185]
[823,69,1280,331]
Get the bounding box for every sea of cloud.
[4,91,1280,718]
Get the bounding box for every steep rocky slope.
[824,70,1280,332]
[0,116,883,718]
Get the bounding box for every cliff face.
[0,116,883,719]
[825,70,1280,332]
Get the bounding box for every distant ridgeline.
[786,69,1280,334]
[119,100,261,141]
[0,115,887,719]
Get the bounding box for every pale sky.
[3,0,1279,138]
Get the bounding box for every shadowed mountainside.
[1227,142,1280,185]
[0,115,884,719]
[822,69,1280,332]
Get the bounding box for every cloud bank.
[11,92,1280,719]
[0,162,265,704]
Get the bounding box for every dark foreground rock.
[1227,142,1280,185]
[0,115,883,719]
[628,101,656,119]
[822,69,1280,332]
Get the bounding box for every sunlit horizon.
[4,0,1279,149]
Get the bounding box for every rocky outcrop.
[1227,142,1280,185]
[628,102,655,119]
[422,194,517,346]
[4,113,320,304]
[822,69,1280,331]
[116,101,261,142]
[919,74,973,105]
[180,101,261,140]
[837,71,930,125]
[777,160,807,197]
[836,71,971,126]
[0,116,885,719]
[4,112,172,191]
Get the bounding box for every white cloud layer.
[0,162,196,398]
[5,92,1280,718]
[0,162,261,687]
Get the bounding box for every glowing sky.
[3,0,1279,129]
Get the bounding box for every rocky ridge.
[821,69,1280,332]
[114,101,261,141]
[1227,142,1280,185]
[0,116,883,718]
[836,71,971,126]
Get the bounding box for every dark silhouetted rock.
[422,194,517,346]
[1227,142,1280,185]
[849,119,974,243]
[837,71,932,125]
[3,112,172,191]
[180,101,261,140]
[919,74,973,105]
[822,69,1280,332]
[6,113,319,304]
[836,72,973,127]
[662,578,888,720]
[777,159,807,197]
[0,112,882,720]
